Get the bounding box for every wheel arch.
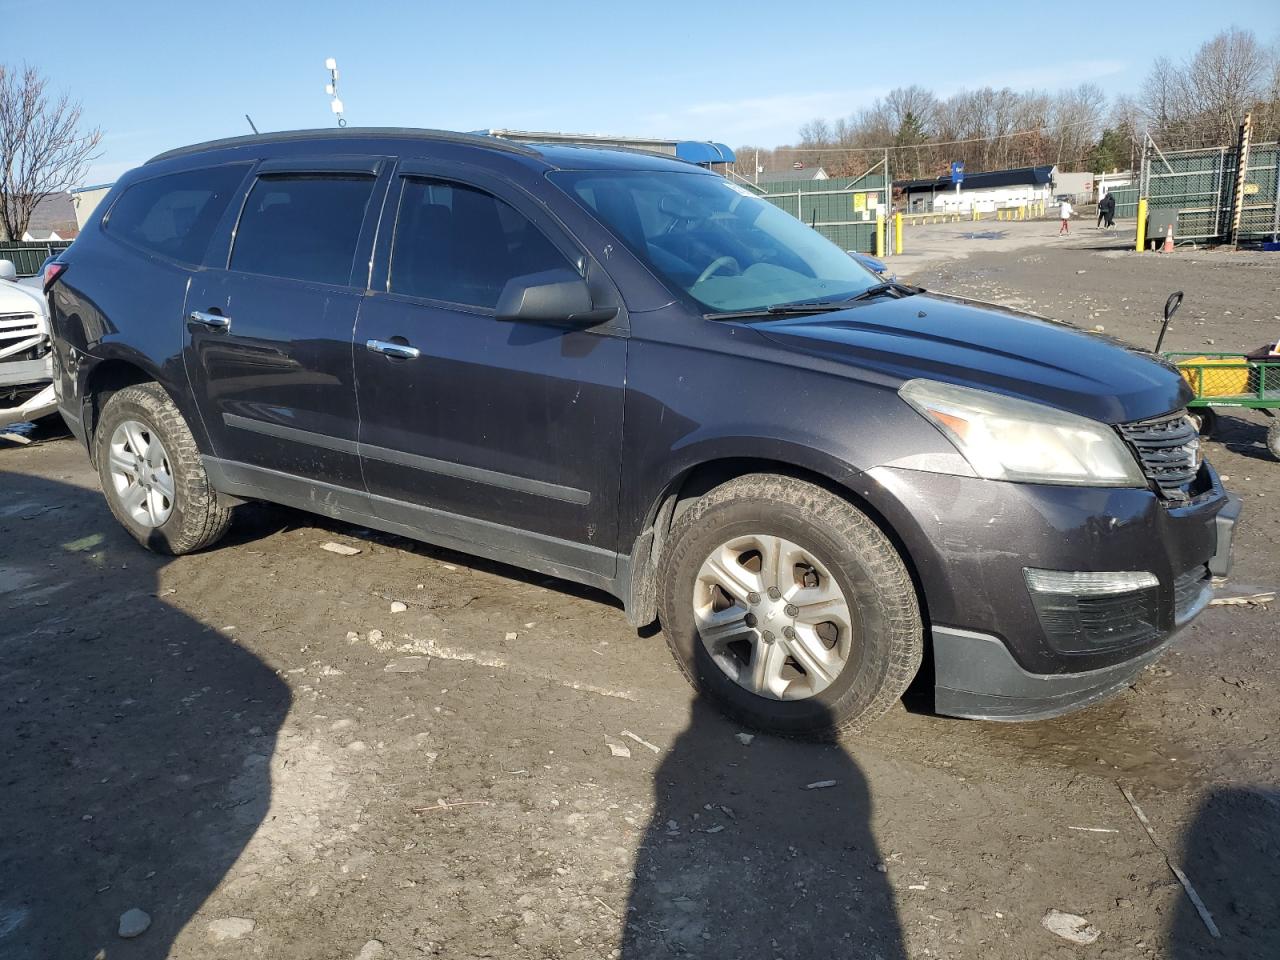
[79,354,205,460]
[625,453,931,642]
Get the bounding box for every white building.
[897,165,1057,213]
[71,183,115,229]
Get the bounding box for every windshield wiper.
[706,301,858,321]
[707,282,924,321]
[843,280,924,302]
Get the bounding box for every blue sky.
[4,0,1277,185]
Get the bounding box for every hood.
[0,279,49,319]
[751,293,1191,424]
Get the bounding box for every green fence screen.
[0,240,74,276]
[759,172,889,253]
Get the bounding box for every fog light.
[1024,569,1158,595]
[1024,568,1160,653]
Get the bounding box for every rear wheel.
[658,474,922,738]
[94,383,232,554]
[1266,417,1280,461]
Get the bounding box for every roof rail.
[147,127,541,164]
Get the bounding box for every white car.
[0,259,58,427]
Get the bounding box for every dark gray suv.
[46,128,1240,736]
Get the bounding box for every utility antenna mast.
[324,58,346,127]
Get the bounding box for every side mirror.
[495,268,616,324]
[0,259,17,282]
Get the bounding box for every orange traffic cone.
[1162,223,1174,253]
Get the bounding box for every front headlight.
[899,379,1146,487]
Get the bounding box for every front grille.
[1118,411,1201,500]
[1,312,43,363]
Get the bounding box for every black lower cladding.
[931,624,1188,721]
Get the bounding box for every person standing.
[1059,198,1073,235]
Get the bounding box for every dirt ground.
[2,226,1278,959]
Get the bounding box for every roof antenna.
[245,114,259,134]
[325,58,346,127]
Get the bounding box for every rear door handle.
[189,310,231,330]
[366,338,421,360]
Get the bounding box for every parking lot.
[3,226,1278,959]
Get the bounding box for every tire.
[1267,418,1280,461]
[1189,407,1217,439]
[658,474,922,738]
[94,383,232,554]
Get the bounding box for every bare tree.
[759,28,1280,187]
[1185,27,1270,140]
[1138,30,1279,147]
[797,118,832,147]
[0,63,102,241]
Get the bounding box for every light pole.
[324,57,346,127]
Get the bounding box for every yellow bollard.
[1135,198,1148,252]
[894,212,903,255]
[875,215,885,258]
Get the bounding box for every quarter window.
[231,175,375,286]
[105,165,247,264]
[390,178,573,309]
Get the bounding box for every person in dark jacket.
[1098,191,1116,228]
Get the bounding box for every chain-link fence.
[1135,137,1279,244]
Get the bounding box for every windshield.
[549,170,881,313]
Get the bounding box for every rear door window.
[105,165,247,264]
[231,175,376,286]
[389,178,573,309]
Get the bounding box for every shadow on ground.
[1170,786,1280,958]
[623,697,904,958]
[0,469,290,957]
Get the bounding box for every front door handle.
[189,310,231,331]
[366,338,421,360]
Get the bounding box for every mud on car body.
[46,128,1241,736]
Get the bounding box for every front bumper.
[1,355,57,427]
[931,621,1194,721]
[865,464,1240,720]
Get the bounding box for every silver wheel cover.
[107,419,175,529]
[693,534,854,700]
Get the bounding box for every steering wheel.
[696,255,740,285]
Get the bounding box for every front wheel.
[658,474,923,738]
[94,383,232,554]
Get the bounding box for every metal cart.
[1155,292,1280,459]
